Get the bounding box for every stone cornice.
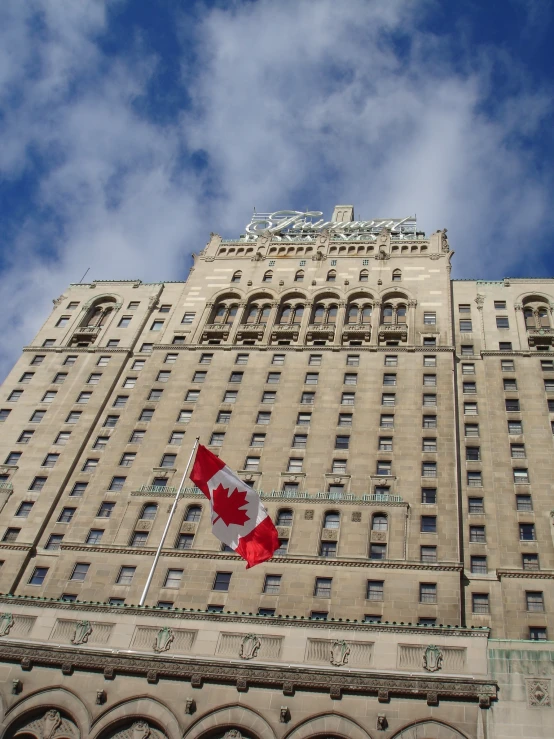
[58,544,462,572]
[0,641,497,704]
[150,344,455,354]
[0,543,33,552]
[130,489,408,507]
[22,346,131,354]
[497,568,554,580]
[0,595,488,637]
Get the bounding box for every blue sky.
[0,0,553,378]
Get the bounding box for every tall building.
[0,206,552,739]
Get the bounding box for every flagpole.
[139,436,200,606]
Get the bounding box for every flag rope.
[139,436,200,606]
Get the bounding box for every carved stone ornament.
[375,248,390,260]
[377,714,388,731]
[184,697,195,715]
[440,228,450,252]
[42,710,62,739]
[304,510,314,520]
[223,731,243,739]
[474,294,485,308]
[0,612,14,636]
[252,250,265,261]
[330,639,350,666]
[423,644,443,672]
[131,722,151,739]
[239,633,261,660]
[52,295,66,307]
[527,678,552,707]
[429,253,441,260]
[153,626,174,654]
[71,619,92,645]
[312,251,326,261]
[351,511,362,522]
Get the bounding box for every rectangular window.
[336,413,352,427]
[229,371,243,383]
[422,488,437,504]
[86,529,104,545]
[42,453,59,468]
[514,468,529,484]
[244,456,260,471]
[508,420,522,434]
[422,462,437,478]
[494,301,507,309]
[45,535,63,550]
[168,431,184,445]
[267,372,281,384]
[424,312,436,325]
[461,363,475,375]
[157,371,171,383]
[530,627,547,641]
[175,534,193,550]
[464,402,478,415]
[213,572,232,591]
[332,459,347,474]
[420,583,437,603]
[17,430,34,444]
[262,391,277,404]
[103,414,119,427]
[198,353,212,365]
[422,415,437,429]
[308,354,322,366]
[160,454,176,468]
[470,526,486,543]
[77,392,92,404]
[541,359,554,371]
[505,399,520,412]
[459,304,471,313]
[344,373,357,386]
[548,400,554,411]
[523,553,539,571]
[335,435,350,450]
[287,458,303,473]
[31,355,45,365]
[496,316,509,329]
[150,320,164,331]
[420,546,437,563]
[177,409,193,423]
[97,356,111,366]
[384,355,397,367]
[70,482,87,497]
[421,515,437,533]
[467,471,482,487]
[314,577,332,598]
[5,452,21,465]
[463,382,476,394]
[56,316,70,328]
[346,354,360,366]
[97,502,115,518]
[300,392,315,404]
[116,566,136,585]
[376,460,391,476]
[148,390,162,402]
[423,374,437,386]
[81,459,98,473]
[520,523,536,541]
[130,531,148,547]
[16,502,34,518]
[92,437,107,455]
[382,393,395,407]
[235,354,249,365]
[545,380,554,392]
[209,432,225,447]
[383,373,396,386]
[460,319,473,332]
[185,390,199,402]
[471,556,488,574]
[292,434,307,449]
[223,390,237,403]
[423,394,437,407]
[472,593,489,614]
[342,392,356,405]
[181,312,195,324]
[379,437,393,451]
[29,567,48,585]
[63,411,80,424]
[2,528,20,542]
[272,354,285,365]
[275,539,288,555]
[132,359,145,371]
[516,494,533,511]
[526,591,544,612]
[42,339,54,347]
[263,574,282,594]
[119,453,135,467]
[41,391,56,403]
[118,316,132,328]
[511,443,526,458]
[367,580,384,601]
[423,438,437,452]
[466,446,480,461]
[465,423,479,437]
[503,379,518,391]
[109,476,126,491]
[499,341,512,351]
[468,497,484,513]
[19,372,34,384]
[461,345,474,356]
[129,430,145,444]
[305,372,319,385]
[70,563,90,581]
[255,411,270,425]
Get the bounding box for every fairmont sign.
[244,210,417,242]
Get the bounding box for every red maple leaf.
[212,484,250,527]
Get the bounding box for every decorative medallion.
[423,644,443,672]
[131,721,151,739]
[0,612,14,637]
[71,620,92,645]
[527,678,552,708]
[239,633,261,660]
[330,639,350,667]
[153,626,174,654]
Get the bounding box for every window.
[157,601,174,610]
[496,316,509,329]
[421,546,437,563]
[308,354,322,366]
[523,554,539,571]
[342,373,357,387]
[178,409,193,423]
[465,446,480,461]
[300,391,315,405]
[323,512,340,529]
[76,392,92,404]
[260,391,275,404]
[150,320,164,331]
[516,494,533,511]
[223,390,238,403]
[381,393,395,407]
[70,482,87,497]
[198,353,213,366]
[371,514,387,532]
[422,416,437,429]
[472,594,489,614]
[541,359,554,371]
[464,402,478,415]
[283,456,301,473]
[530,627,547,641]
[0,409,12,423]
[209,432,225,447]
[334,413,351,428]
[381,356,397,369]
[520,524,536,542]
[422,488,437,504]
[342,392,356,405]
[423,438,437,452]
[461,364,475,375]
[172,337,184,346]
[70,563,90,581]
[471,556,488,574]
[42,453,59,468]
[421,515,437,533]
[424,312,436,325]
[508,420,522,434]
[42,392,57,403]
[272,354,285,366]
[42,339,54,347]
[458,304,470,313]
[304,372,319,386]
[288,433,305,450]
[505,399,520,414]
[128,430,145,444]
[376,460,392,476]
[392,269,401,282]
[422,462,437,478]
[97,502,115,518]
[2,528,20,543]
[499,341,512,351]
[514,468,529,484]
[127,301,140,310]
[175,533,194,550]
[56,316,70,328]
[367,580,384,601]
[314,577,332,598]
[118,316,132,328]
[19,372,34,384]
[30,476,47,491]
[81,459,98,473]
[383,373,396,386]
[185,390,199,402]
[463,382,477,395]
[148,390,163,402]
[130,531,148,547]
[29,567,48,585]
[235,354,249,365]
[116,566,136,585]
[106,340,120,348]
[31,355,45,366]
[346,355,360,368]
[549,400,554,412]
[5,452,21,465]
[263,574,281,594]
[97,356,111,366]
[379,437,393,451]
[262,270,273,283]
[510,443,526,459]
[331,459,346,474]
[461,345,476,357]
[16,502,34,518]
[460,319,473,332]
[470,526,486,543]
[120,451,136,467]
[266,372,280,384]
[493,301,506,310]
[379,414,393,429]
[166,431,184,446]
[468,497,484,513]
[132,359,145,371]
[155,371,171,383]
[423,394,437,407]
[213,571,231,591]
[17,430,34,444]
[368,544,386,560]
[526,592,544,612]
[181,312,195,324]
[86,529,104,545]
[420,583,437,603]
[103,415,119,428]
[335,435,350,450]
[467,471,482,487]
[423,374,437,386]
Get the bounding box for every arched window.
[359,270,369,282]
[327,305,338,323]
[141,504,158,520]
[260,304,271,322]
[279,305,292,323]
[539,308,550,327]
[293,304,304,323]
[361,305,372,323]
[326,270,336,283]
[246,305,259,324]
[277,509,293,526]
[347,305,359,324]
[185,505,202,522]
[372,514,388,531]
[214,305,227,323]
[227,305,238,324]
[262,270,273,283]
[314,304,325,323]
[397,305,407,324]
[524,308,535,328]
[231,270,242,283]
[324,511,340,529]
[383,304,393,324]
[294,270,304,282]
[392,269,402,282]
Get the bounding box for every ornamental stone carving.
[330,639,350,666]
[304,510,314,519]
[223,731,243,739]
[131,722,151,739]
[153,626,174,653]
[52,295,66,307]
[527,678,552,707]
[71,620,92,645]
[440,228,450,252]
[0,612,14,636]
[42,710,62,739]
[423,644,443,672]
[351,511,362,522]
[239,633,261,660]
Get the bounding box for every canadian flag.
[190,445,279,568]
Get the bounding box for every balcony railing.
[0,482,13,491]
[72,325,101,338]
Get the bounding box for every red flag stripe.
[190,444,225,498]
[235,515,280,569]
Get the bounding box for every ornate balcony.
[527,328,554,347]
[378,323,407,343]
[271,323,300,342]
[236,322,266,342]
[201,323,231,342]
[306,323,336,343]
[342,322,371,343]
[72,325,101,341]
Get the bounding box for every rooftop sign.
[244,210,418,241]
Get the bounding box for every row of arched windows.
[277,509,388,531]
[230,269,402,284]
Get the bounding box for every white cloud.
[0,0,552,379]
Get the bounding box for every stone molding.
[497,569,554,579]
[0,641,497,705]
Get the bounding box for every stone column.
[191,301,214,344]
[334,301,347,345]
[514,304,526,351]
[229,301,248,344]
[475,294,486,351]
[370,300,381,346]
[407,299,417,345]
[264,300,281,343]
[299,301,313,345]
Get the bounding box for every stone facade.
[0,207,552,737]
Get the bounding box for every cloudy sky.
[0,0,553,379]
